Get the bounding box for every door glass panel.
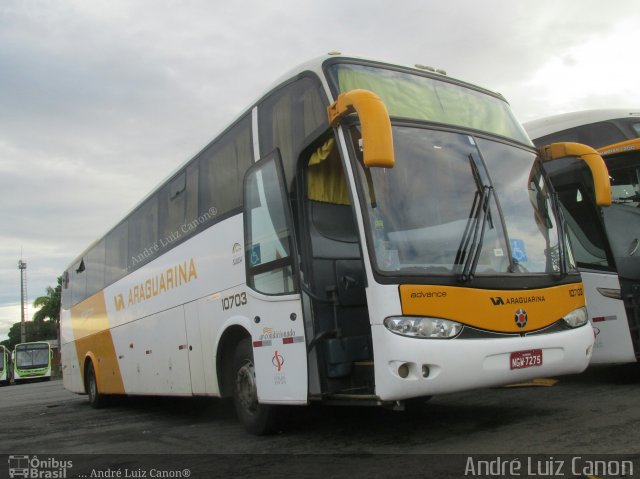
[244,152,297,295]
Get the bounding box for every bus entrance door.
[243,151,308,404]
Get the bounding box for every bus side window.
[199,114,253,221]
[71,259,86,306]
[85,239,106,298]
[159,172,187,240]
[61,271,71,310]
[128,195,159,270]
[258,75,328,190]
[105,220,128,287]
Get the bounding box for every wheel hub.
[236,360,258,414]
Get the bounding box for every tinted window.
[85,239,105,297]
[258,75,327,188]
[105,221,128,286]
[534,122,626,149]
[199,114,253,220]
[71,259,86,306]
[159,162,200,243]
[128,195,158,269]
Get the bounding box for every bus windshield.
[327,62,531,145]
[609,157,640,206]
[16,344,49,370]
[350,125,574,277]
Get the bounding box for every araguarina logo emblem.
[515,309,528,328]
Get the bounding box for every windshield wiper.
[455,154,494,282]
[550,191,568,278]
[455,185,493,282]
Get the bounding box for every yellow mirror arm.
[541,142,611,207]
[327,89,395,168]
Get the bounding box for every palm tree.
[32,276,62,323]
[32,276,63,376]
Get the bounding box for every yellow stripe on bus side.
[399,283,585,333]
[71,291,125,394]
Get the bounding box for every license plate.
[510,349,543,370]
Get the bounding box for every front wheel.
[232,338,280,435]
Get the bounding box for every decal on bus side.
[113,258,198,311]
[221,292,248,311]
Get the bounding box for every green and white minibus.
[13,341,53,383]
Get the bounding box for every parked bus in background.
[61,54,609,434]
[596,139,640,361]
[525,110,640,150]
[13,341,53,383]
[0,345,10,385]
[527,112,640,364]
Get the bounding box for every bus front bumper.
[372,323,594,400]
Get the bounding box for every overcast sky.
[1,0,639,341]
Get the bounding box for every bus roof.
[524,109,640,141]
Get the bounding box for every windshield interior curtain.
[335,64,528,143]
[307,138,351,205]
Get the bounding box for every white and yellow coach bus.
[532,136,640,365]
[61,54,609,434]
[525,112,640,365]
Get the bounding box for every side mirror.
[327,89,395,168]
[539,142,611,207]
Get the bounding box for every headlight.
[384,316,462,339]
[562,307,589,328]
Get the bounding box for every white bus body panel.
[248,291,307,404]
[61,339,83,393]
[372,323,594,400]
[112,306,192,395]
[581,271,636,364]
[103,216,247,397]
[62,213,308,403]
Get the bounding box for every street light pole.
[18,259,27,344]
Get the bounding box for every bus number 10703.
[222,292,248,311]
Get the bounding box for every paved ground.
[1,364,639,477]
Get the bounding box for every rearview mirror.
[539,142,611,207]
[327,89,395,168]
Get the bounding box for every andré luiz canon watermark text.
[130,207,218,266]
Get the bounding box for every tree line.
[1,277,61,350]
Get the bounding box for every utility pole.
[18,259,27,343]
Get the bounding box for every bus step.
[322,393,382,407]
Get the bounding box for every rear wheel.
[232,338,280,435]
[85,361,106,409]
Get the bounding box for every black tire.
[232,338,280,435]
[85,361,106,409]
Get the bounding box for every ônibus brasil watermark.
[8,455,72,478]
[7,455,192,478]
